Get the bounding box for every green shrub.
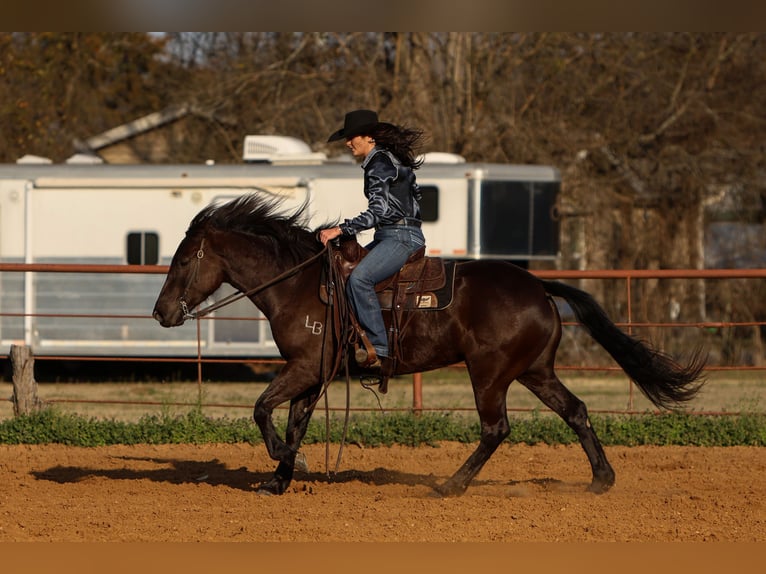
[0,408,763,447]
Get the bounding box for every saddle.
[321,236,454,311]
[319,236,456,371]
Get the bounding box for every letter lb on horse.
[152,194,706,497]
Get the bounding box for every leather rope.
[181,236,379,477]
[186,245,329,320]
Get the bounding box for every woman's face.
[346,134,375,159]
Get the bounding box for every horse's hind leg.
[518,368,615,493]
[437,368,513,497]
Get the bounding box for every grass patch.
[1,407,764,447]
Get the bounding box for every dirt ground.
[0,442,763,542]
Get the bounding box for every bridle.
[177,236,367,476]
[178,237,328,321]
[179,239,206,319]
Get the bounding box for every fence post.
[10,345,44,416]
[412,372,423,416]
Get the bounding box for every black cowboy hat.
[327,109,382,142]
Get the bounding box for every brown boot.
[355,345,376,368]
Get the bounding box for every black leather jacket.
[339,147,421,235]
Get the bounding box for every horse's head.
[152,228,226,328]
[153,193,322,328]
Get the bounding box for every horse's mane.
[187,193,322,263]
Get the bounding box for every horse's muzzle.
[152,308,184,328]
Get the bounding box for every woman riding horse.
[319,110,427,382]
[153,192,706,497]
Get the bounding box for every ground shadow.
[31,454,583,496]
[32,456,262,491]
[31,455,446,493]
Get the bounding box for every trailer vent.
[418,152,466,164]
[16,154,53,164]
[243,135,327,164]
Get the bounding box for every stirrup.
[360,373,389,395]
[358,355,392,395]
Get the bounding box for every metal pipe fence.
[2,263,764,417]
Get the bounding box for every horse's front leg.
[256,384,323,495]
[252,362,321,494]
[253,396,295,464]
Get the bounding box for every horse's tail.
[541,279,706,410]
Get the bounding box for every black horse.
[152,194,705,496]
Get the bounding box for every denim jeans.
[346,225,426,358]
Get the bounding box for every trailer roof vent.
[65,153,104,164]
[418,152,466,164]
[16,154,53,164]
[243,135,327,164]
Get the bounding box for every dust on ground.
[1,442,763,542]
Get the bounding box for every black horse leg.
[252,363,316,470]
[518,370,615,493]
[257,385,322,495]
[253,396,296,465]
[437,377,512,497]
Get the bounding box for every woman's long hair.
[371,123,426,169]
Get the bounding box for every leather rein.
[179,239,328,321]
[177,237,363,476]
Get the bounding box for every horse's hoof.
[587,480,614,494]
[434,482,465,498]
[256,481,285,496]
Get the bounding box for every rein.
[181,243,328,320]
[179,239,206,319]
[179,236,358,477]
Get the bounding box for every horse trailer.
[0,147,560,359]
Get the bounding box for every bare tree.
[2,33,764,358]
[0,32,174,162]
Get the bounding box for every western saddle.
[321,236,452,377]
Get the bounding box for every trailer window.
[419,185,438,222]
[478,180,559,257]
[126,232,159,265]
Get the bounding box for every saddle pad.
[377,260,456,311]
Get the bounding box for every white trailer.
[0,150,560,359]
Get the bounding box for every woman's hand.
[319,226,342,245]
